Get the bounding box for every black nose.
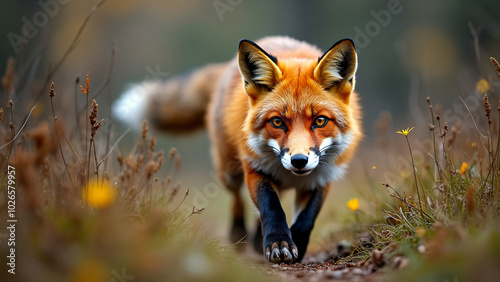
[291,154,308,169]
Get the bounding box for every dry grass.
[0,66,268,282]
[344,57,500,281]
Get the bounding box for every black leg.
[290,189,325,262]
[256,181,298,263]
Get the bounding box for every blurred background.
[1,0,499,247]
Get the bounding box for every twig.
[97,128,131,167]
[93,141,99,180]
[427,98,443,182]
[29,0,107,110]
[49,84,75,188]
[0,105,36,150]
[460,95,488,139]
[172,189,190,214]
[7,101,15,158]
[404,135,425,219]
[92,41,116,99]
[100,42,117,172]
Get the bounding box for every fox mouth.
[291,169,313,176]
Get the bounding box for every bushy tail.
[113,63,227,133]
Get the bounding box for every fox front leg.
[246,168,298,263]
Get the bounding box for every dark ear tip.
[338,38,356,50]
[345,38,355,49]
[239,39,255,50]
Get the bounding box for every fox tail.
[113,63,227,133]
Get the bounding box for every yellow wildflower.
[400,169,411,178]
[347,198,359,211]
[459,162,468,175]
[471,142,476,148]
[476,78,490,94]
[396,127,415,136]
[372,166,376,170]
[82,179,116,209]
[70,259,108,282]
[415,227,426,237]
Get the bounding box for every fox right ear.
[238,39,282,100]
[314,38,357,103]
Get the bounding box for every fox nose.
[291,154,308,169]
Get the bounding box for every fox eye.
[270,117,285,129]
[313,116,328,128]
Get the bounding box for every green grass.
[350,58,500,281]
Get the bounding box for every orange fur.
[128,36,362,260]
[206,37,361,203]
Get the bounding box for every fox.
[113,36,361,263]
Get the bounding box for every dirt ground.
[258,261,386,282]
[244,249,388,282]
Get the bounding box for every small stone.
[392,256,410,269]
[272,264,280,268]
[352,268,365,275]
[325,270,343,279]
[371,249,385,267]
[296,272,305,278]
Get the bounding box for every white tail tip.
[112,83,151,130]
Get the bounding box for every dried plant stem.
[74,77,80,138]
[491,57,500,78]
[172,189,190,214]
[496,104,500,184]
[85,93,89,182]
[0,105,36,151]
[93,141,99,180]
[436,117,451,175]
[459,95,488,183]
[87,139,92,190]
[7,101,15,159]
[97,128,131,167]
[50,94,75,188]
[92,41,116,100]
[29,0,107,112]
[404,136,431,220]
[427,100,443,182]
[100,42,117,172]
[484,103,500,189]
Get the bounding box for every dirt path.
[244,251,387,282]
[257,261,385,282]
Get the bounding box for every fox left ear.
[238,39,282,101]
[314,38,357,103]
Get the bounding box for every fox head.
[238,38,359,178]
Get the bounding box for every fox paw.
[264,235,298,264]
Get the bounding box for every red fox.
[114,36,361,263]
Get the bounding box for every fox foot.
[264,235,298,264]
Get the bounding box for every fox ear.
[238,39,282,99]
[314,38,357,103]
